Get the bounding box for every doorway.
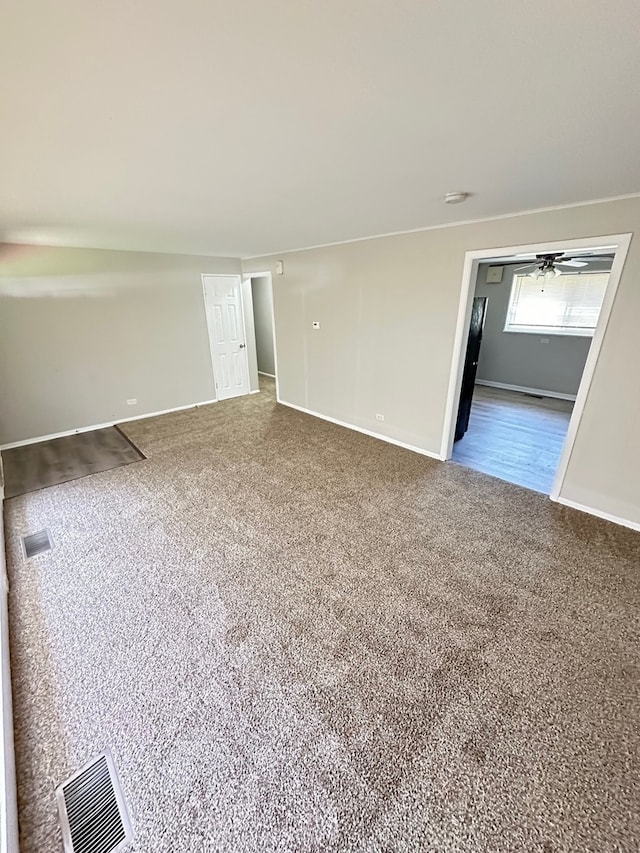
[250,275,276,379]
[245,271,279,401]
[202,274,251,401]
[442,234,631,498]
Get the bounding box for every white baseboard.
[552,495,640,533]
[475,379,576,402]
[0,398,219,451]
[278,399,444,461]
[258,371,276,378]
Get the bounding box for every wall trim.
[552,495,640,534]
[278,399,444,461]
[548,234,631,500]
[0,399,218,451]
[242,192,640,260]
[258,371,276,378]
[475,379,577,402]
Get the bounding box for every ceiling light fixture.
[444,191,469,205]
[529,266,561,281]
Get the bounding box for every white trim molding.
[475,380,576,402]
[549,235,631,500]
[242,193,640,260]
[552,496,640,534]
[278,400,444,461]
[257,371,276,379]
[0,399,218,451]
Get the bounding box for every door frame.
[440,232,632,500]
[242,271,280,401]
[201,273,252,400]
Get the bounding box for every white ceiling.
[2,0,640,258]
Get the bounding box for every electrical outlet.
[376,413,384,421]
[126,398,137,406]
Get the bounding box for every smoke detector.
[444,192,469,204]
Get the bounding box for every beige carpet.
[4,377,640,852]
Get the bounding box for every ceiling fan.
[514,252,612,278]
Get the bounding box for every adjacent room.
[452,246,615,493]
[1,3,639,853]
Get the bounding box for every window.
[504,272,609,337]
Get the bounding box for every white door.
[202,275,250,400]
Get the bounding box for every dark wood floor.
[2,426,144,498]
[452,385,573,494]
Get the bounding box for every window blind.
[505,272,608,336]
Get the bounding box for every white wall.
[243,196,640,528]
[0,245,240,445]
[251,276,276,375]
[473,262,611,397]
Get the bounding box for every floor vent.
[21,529,53,559]
[56,750,133,853]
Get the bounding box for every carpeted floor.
[4,377,640,852]
[2,426,144,498]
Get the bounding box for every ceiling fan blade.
[563,253,614,260]
[572,255,614,262]
[557,260,588,268]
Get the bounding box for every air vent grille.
[22,529,52,559]
[56,751,133,853]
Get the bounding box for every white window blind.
[504,272,608,336]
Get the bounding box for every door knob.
[239,343,246,349]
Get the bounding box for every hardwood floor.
[451,385,574,494]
